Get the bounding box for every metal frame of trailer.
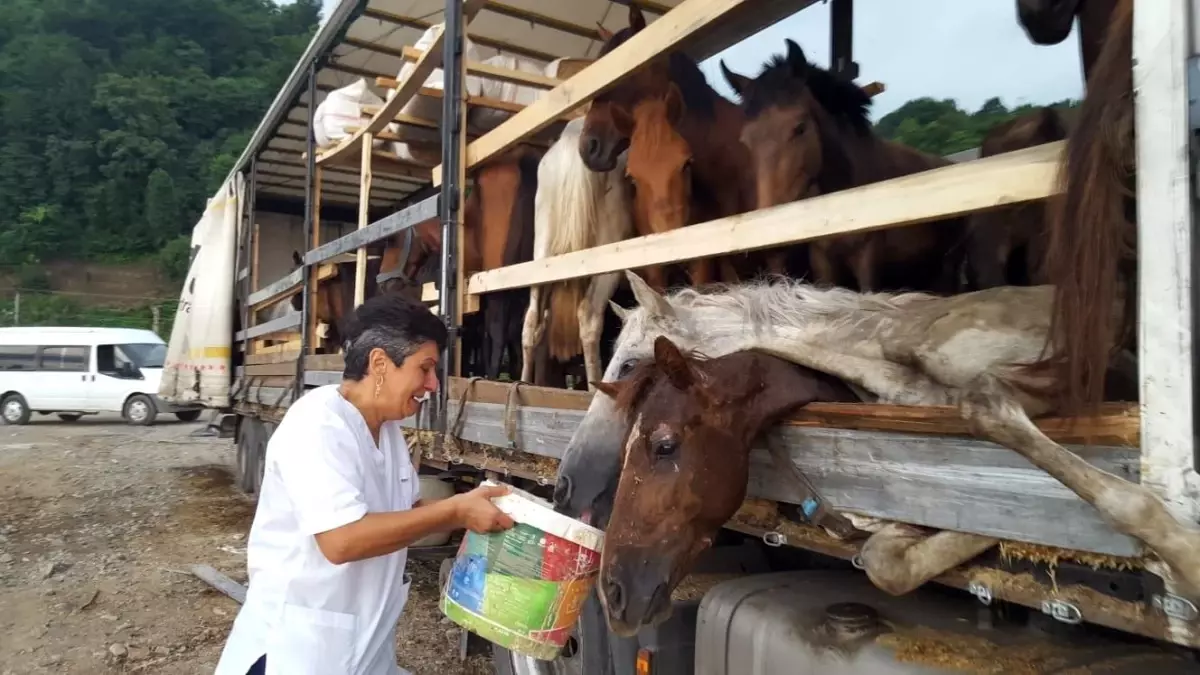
[225,0,1200,648]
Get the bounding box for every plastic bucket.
[440,481,604,660]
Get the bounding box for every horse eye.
[617,359,637,378]
[651,436,678,459]
[794,121,807,136]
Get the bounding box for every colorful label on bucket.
[446,554,488,612]
[482,573,560,632]
[541,533,601,581]
[490,523,545,576]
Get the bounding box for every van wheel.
[175,410,202,423]
[57,413,82,422]
[1,394,30,425]
[123,395,157,426]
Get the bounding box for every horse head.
[594,335,856,636]
[579,4,654,171]
[622,85,693,236]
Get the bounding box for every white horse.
[554,270,1200,597]
[521,118,634,388]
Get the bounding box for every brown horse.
[1016,0,1121,83]
[722,40,965,294]
[583,4,765,289]
[1036,0,1134,414]
[964,106,1069,290]
[593,336,857,635]
[286,252,379,353]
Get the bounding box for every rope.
[503,381,525,449]
[766,437,864,541]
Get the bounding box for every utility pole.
[12,292,19,326]
[151,304,161,334]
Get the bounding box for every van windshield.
[121,343,166,369]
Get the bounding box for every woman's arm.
[314,484,513,565]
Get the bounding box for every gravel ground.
[0,414,491,675]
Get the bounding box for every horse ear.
[719,60,751,98]
[664,83,684,125]
[629,4,647,32]
[625,270,675,318]
[784,39,809,77]
[609,300,630,322]
[593,379,624,399]
[596,22,614,43]
[653,335,696,391]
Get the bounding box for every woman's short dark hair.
[341,294,449,380]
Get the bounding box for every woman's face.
[372,341,440,420]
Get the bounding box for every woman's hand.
[451,484,516,533]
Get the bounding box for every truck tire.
[175,410,203,423]
[253,422,274,495]
[491,637,583,675]
[236,417,260,494]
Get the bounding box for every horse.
[1038,0,1135,415]
[286,251,379,353]
[581,3,764,289]
[1016,0,1120,83]
[594,336,858,635]
[520,117,634,389]
[963,106,1069,290]
[553,270,1200,598]
[721,40,966,294]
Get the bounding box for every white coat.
[214,385,420,675]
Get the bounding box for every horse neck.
[1078,0,1119,82]
[677,94,754,214]
[817,112,948,192]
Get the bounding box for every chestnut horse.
[964,106,1069,290]
[1037,0,1135,414]
[594,336,858,635]
[286,252,380,354]
[1016,0,1120,83]
[722,40,966,294]
[582,4,764,290]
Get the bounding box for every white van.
[0,327,204,426]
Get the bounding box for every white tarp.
[159,173,243,407]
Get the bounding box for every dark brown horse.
[582,4,768,289]
[964,106,1069,290]
[287,252,379,353]
[1016,0,1120,83]
[722,40,966,294]
[1035,0,1135,415]
[593,336,857,636]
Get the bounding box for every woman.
[215,295,515,675]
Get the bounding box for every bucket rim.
[484,480,605,552]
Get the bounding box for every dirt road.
[0,415,489,674]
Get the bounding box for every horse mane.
[742,53,872,136]
[1037,0,1134,414]
[598,24,716,118]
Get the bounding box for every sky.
[312,0,1084,119]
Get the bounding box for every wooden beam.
[258,152,427,185]
[363,87,580,119]
[235,313,301,341]
[318,0,489,172]
[482,2,607,41]
[420,282,480,314]
[445,399,1140,556]
[465,141,1065,294]
[190,565,246,604]
[433,0,757,185]
[355,133,373,307]
[360,7,558,63]
[400,46,562,89]
[256,169,412,196]
[248,269,302,308]
[305,194,440,265]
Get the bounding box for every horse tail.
[537,119,602,362]
[1036,0,1134,415]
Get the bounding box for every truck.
[159,0,1200,672]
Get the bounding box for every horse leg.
[848,238,878,293]
[860,524,998,596]
[718,257,741,284]
[579,273,621,389]
[764,250,789,277]
[641,265,669,293]
[809,242,838,287]
[687,257,716,287]
[961,377,1200,592]
[521,285,545,383]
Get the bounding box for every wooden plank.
[420,282,481,314]
[247,268,302,308]
[304,193,439,265]
[190,564,246,604]
[445,378,1140,447]
[235,313,301,341]
[246,351,302,365]
[364,88,582,120]
[305,354,345,371]
[318,0,489,170]
[360,7,558,63]
[250,222,260,292]
[237,384,294,408]
[445,401,1140,556]
[400,46,562,89]
[242,362,299,377]
[355,133,373,308]
[432,0,756,185]
[305,370,343,387]
[466,141,1064,293]
[306,167,323,356]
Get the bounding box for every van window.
[0,345,38,371]
[97,344,139,378]
[120,343,166,369]
[40,346,90,372]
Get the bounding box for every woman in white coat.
[215,294,514,675]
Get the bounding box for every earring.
[374,375,383,398]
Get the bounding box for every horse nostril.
[553,476,572,507]
[585,137,600,160]
[604,578,626,616]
